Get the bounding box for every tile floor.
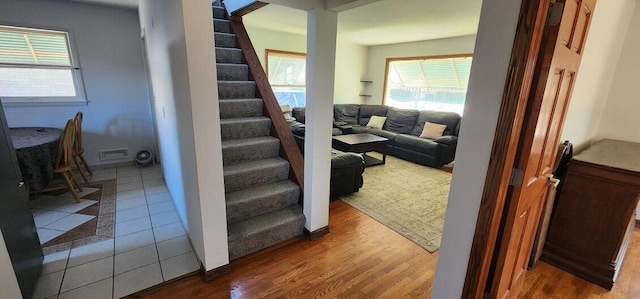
[30,165,200,299]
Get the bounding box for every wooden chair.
[72,111,92,183]
[55,119,83,202]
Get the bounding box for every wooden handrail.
[226,14,305,196]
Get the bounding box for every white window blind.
[266,49,306,107]
[385,55,472,115]
[0,25,86,105]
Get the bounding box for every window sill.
[1,100,90,107]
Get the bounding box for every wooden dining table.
[10,127,62,191]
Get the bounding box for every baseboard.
[200,263,231,282]
[91,160,135,170]
[304,226,329,240]
[122,270,199,298]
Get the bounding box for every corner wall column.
[303,5,338,233]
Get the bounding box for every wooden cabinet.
[542,139,640,290]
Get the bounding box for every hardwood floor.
[133,200,437,298]
[520,229,640,299]
[132,200,640,298]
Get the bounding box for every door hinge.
[547,2,565,27]
[510,168,524,186]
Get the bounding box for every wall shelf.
[360,80,372,98]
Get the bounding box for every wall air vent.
[99,148,129,161]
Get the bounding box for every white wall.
[244,24,367,104]
[0,0,155,167]
[431,0,521,297]
[334,39,368,104]
[560,0,637,153]
[0,230,22,299]
[139,0,229,271]
[595,2,640,143]
[364,35,477,104]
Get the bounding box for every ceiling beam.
[323,0,381,12]
[262,0,320,11]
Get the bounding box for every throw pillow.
[366,116,387,129]
[280,105,296,124]
[420,122,447,139]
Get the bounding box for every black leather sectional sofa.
[291,104,462,168]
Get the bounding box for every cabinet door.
[0,103,43,298]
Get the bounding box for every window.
[383,54,472,115]
[266,49,306,107]
[0,25,86,105]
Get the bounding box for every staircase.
[213,3,306,261]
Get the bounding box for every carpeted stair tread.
[214,19,231,33]
[215,33,237,48]
[226,180,300,224]
[216,63,248,81]
[215,47,243,64]
[220,117,271,141]
[222,136,280,165]
[218,81,256,99]
[212,6,225,19]
[219,98,263,119]
[227,205,305,260]
[223,158,290,193]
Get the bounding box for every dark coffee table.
[332,133,388,167]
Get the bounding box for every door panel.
[570,2,593,53]
[0,103,43,298]
[488,0,596,297]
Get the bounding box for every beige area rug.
[339,153,451,253]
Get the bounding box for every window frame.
[265,49,308,107]
[382,53,473,114]
[265,49,307,88]
[0,23,88,107]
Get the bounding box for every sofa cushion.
[352,125,369,134]
[367,128,399,145]
[383,107,420,134]
[420,122,447,139]
[358,105,388,126]
[366,116,387,129]
[410,110,461,137]
[334,104,360,124]
[292,107,306,123]
[395,134,439,153]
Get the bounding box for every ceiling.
[64,0,138,10]
[59,0,482,46]
[244,0,482,46]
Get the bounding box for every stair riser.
[216,48,243,64]
[226,186,299,224]
[219,99,263,119]
[218,82,256,99]
[220,119,271,141]
[215,33,237,48]
[222,139,280,165]
[217,64,248,81]
[223,162,289,193]
[228,213,304,260]
[213,6,225,19]
[214,20,231,33]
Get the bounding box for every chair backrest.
[73,111,83,151]
[56,119,76,169]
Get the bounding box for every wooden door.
[0,103,43,298]
[489,0,596,297]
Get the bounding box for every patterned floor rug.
[28,179,116,255]
[339,153,451,253]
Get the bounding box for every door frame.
[462,0,554,297]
